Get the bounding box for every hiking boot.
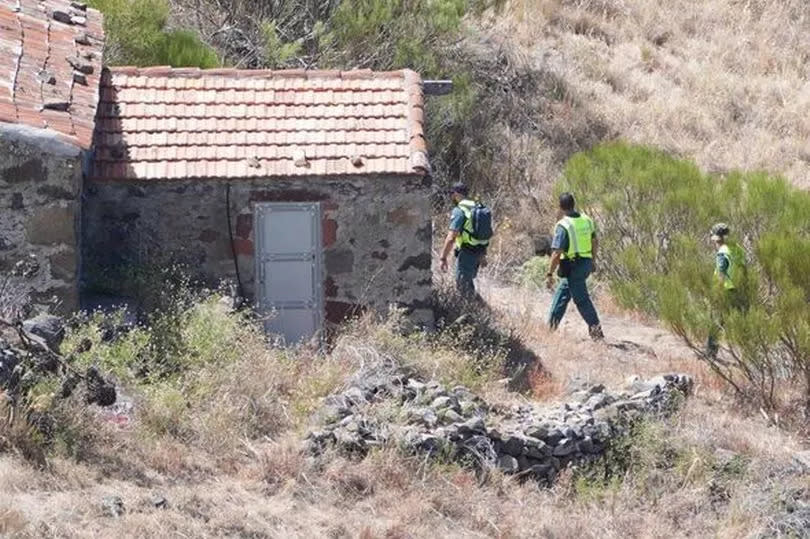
[588,324,604,341]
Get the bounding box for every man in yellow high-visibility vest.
[545,193,603,340]
[440,183,489,294]
[706,223,747,359]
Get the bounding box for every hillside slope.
[485,0,809,197]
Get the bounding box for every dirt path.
[477,276,696,390]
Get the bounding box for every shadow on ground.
[431,288,544,393]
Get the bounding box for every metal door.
[254,202,323,343]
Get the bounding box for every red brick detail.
[324,276,338,298]
[233,238,254,256]
[322,218,338,247]
[235,214,252,238]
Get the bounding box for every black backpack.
[470,202,494,242]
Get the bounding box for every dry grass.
[0,282,808,537]
[479,0,810,231]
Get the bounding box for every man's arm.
[591,235,598,271]
[547,249,562,288]
[440,230,459,272]
[546,224,567,288]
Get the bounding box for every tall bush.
[559,142,810,410]
[88,0,220,67]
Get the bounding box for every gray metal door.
[254,202,323,343]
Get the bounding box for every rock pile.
[0,315,116,407]
[307,363,693,482]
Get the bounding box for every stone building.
[0,1,434,342]
[0,0,104,313]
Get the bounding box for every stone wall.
[307,361,694,484]
[0,125,84,314]
[82,174,434,326]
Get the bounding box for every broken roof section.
[0,0,104,149]
[92,67,430,180]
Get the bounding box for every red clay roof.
[0,0,104,148]
[92,67,430,180]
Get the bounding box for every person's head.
[711,222,730,246]
[450,183,468,204]
[558,192,576,215]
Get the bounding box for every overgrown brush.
[560,142,810,413]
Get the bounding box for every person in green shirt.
[439,183,488,294]
[706,223,746,359]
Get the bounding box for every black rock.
[150,495,168,509]
[22,314,65,353]
[85,366,116,406]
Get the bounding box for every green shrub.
[88,0,219,67]
[559,142,810,410]
[518,256,551,290]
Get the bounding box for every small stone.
[502,436,526,457]
[101,495,125,518]
[351,155,364,167]
[442,409,463,423]
[496,455,519,474]
[67,57,94,74]
[552,438,577,457]
[293,149,308,167]
[150,495,168,509]
[793,451,810,472]
[522,439,551,459]
[587,384,605,394]
[53,10,72,23]
[458,416,485,434]
[343,386,366,405]
[22,314,65,352]
[584,393,612,411]
[37,69,56,84]
[430,396,452,410]
[526,426,548,440]
[530,464,554,478]
[407,379,426,392]
[73,72,88,85]
[74,32,92,45]
[545,428,565,446]
[42,100,70,111]
[70,15,87,25]
[578,436,595,454]
[71,1,88,10]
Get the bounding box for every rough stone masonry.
[307,362,694,483]
[0,125,84,313]
[83,174,434,326]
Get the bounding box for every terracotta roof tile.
[0,0,104,148]
[92,67,428,180]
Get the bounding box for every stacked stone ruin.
[307,363,693,483]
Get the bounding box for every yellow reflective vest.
[716,243,745,290]
[556,213,595,260]
[455,199,489,248]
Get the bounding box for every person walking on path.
[545,192,604,340]
[705,222,747,359]
[440,183,488,295]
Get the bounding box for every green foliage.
[560,142,810,409]
[574,420,740,504]
[87,0,219,67]
[518,256,551,290]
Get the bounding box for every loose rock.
[306,364,693,484]
[102,495,125,518]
